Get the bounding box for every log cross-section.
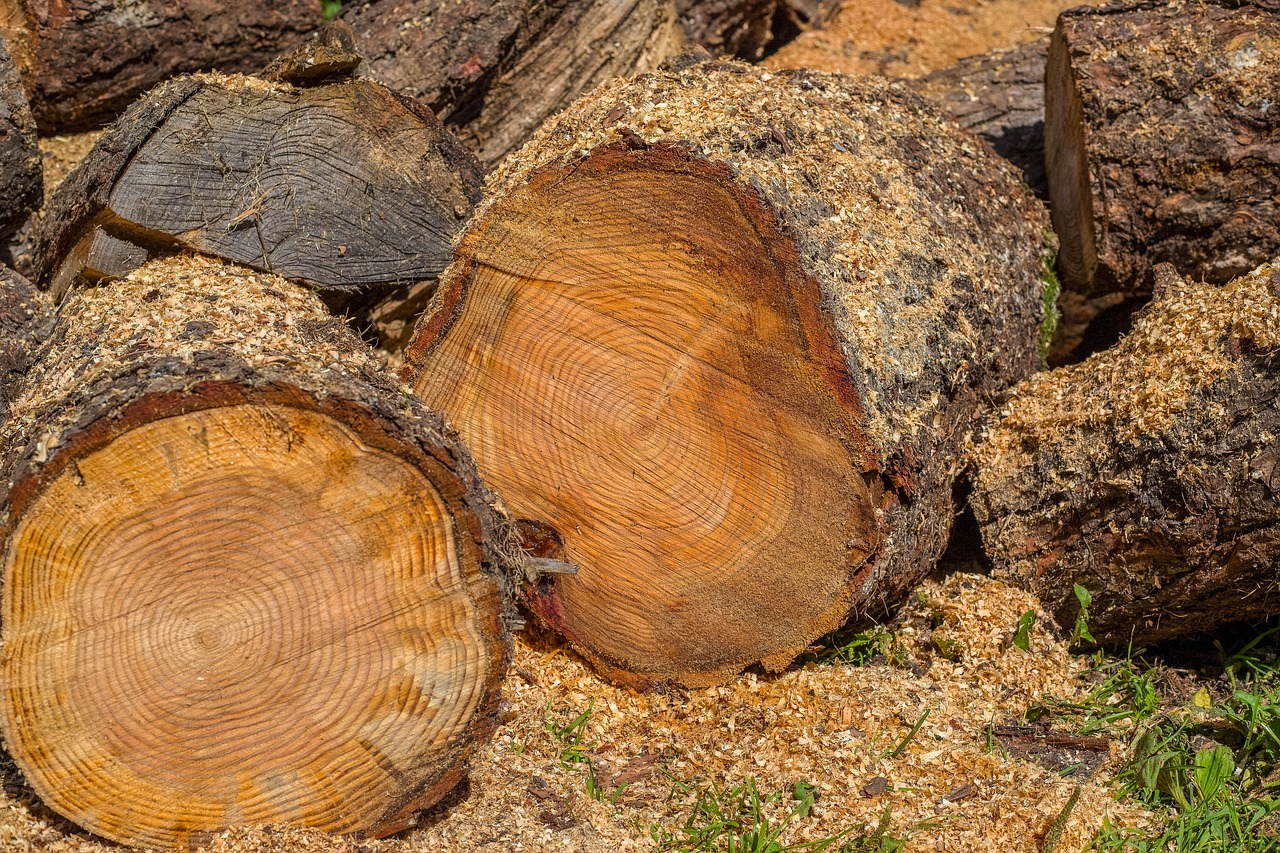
[404,61,1052,688]
[0,255,513,849]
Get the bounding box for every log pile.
[402,60,1051,688]
[0,254,515,848]
[4,0,1280,846]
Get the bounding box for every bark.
[402,60,1052,688]
[911,39,1047,197]
[0,0,319,132]
[34,69,481,301]
[0,254,515,849]
[971,261,1280,647]
[340,0,681,169]
[675,0,777,58]
[0,33,39,237]
[0,264,50,422]
[1046,0,1280,296]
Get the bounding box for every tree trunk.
[675,0,777,58]
[971,261,1280,648]
[0,254,515,849]
[0,0,319,132]
[0,265,50,422]
[910,39,1047,197]
[340,0,681,170]
[0,32,39,238]
[33,62,481,302]
[1046,0,1280,297]
[402,60,1052,688]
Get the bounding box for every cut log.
[34,66,481,302]
[0,0,319,132]
[340,0,681,169]
[675,0,777,58]
[910,39,1047,197]
[971,261,1280,647]
[402,61,1052,688]
[0,32,39,237]
[0,254,514,848]
[0,265,50,422]
[1046,0,1280,296]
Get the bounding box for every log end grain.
[1,255,513,848]
[406,61,1052,687]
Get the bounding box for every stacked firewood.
[0,0,1276,847]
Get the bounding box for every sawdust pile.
[0,574,1152,852]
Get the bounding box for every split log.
[34,61,481,302]
[971,261,1280,647]
[340,0,680,169]
[0,33,39,237]
[1046,0,1280,296]
[0,265,50,422]
[0,0,319,132]
[0,254,514,848]
[402,61,1053,688]
[675,0,777,58]
[911,39,1047,197]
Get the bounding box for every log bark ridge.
[1046,0,1280,296]
[34,71,481,301]
[0,0,319,131]
[340,0,681,169]
[971,260,1280,647]
[0,254,515,848]
[403,60,1052,688]
[0,33,39,237]
[911,39,1048,197]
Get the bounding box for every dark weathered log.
[1046,0,1280,296]
[778,0,840,28]
[35,69,481,301]
[0,0,319,132]
[972,260,1280,647]
[675,0,776,58]
[0,254,514,849]
[402,61,1053,688]
[0,33,39,237]
[911,39,1047,196]
[0,265,50,422]
[341,0,680,169]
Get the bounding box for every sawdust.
[0,574,1154,851]
[36,132,103,205]
[765,0,1101,79]
[974,260,1280,485]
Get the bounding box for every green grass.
[650,777,908,853]
[799,624,903,668]
[321,0,342,21]
[1030,619,1280,851]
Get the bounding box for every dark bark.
[676,0,777,58]
[1046,0,1280,296]
[972,261,1280,647]
[911,39,1047,197]
[341,0,679,169]
[35,72,481,300]
[0,33,39,237]
[0,264,50,423]
[0,0,320,132]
